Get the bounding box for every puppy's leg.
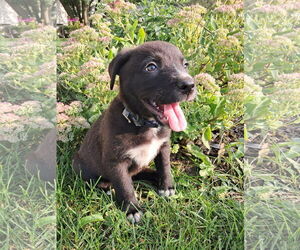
[132,168,159,186]
[97,178,112,195]
[110,161,142,223]
[154,142,175,197]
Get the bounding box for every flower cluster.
[278,73,300,80]
[217,36,240,48]
[18,17,35,23]
[265,36,295,50]
[85,72,110,90]
[89,14,113,43]
[166,18,181,27]
[69,26,100,43]
[178,4,207,23]
[12,42,42,54]
[226,73,262,102]
[253,4,287,15]
[271,88,300,104]
[215,28,241,49]
[15,101,42,115]
[97,72,110,83]
[214,2,243,14]
[0,53,10,61]
[0,101,53,143]
[77,57,105,77]
[172,4,207,25]
[21,26,56,42]
[68,18,79,22]
[271,72,300,105]
[281,2,300,11]
[57,101,90,142]
[194,73,220,95]
[62,42,86,54]
[105,0,137,15]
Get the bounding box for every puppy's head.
[108,41,196,131]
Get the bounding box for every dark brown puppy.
[73,41,196,223]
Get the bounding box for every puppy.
[73,41,196,223]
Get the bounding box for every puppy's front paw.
[158,188,175,197]
[127,211,142,224]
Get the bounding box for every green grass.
[57,148,244,249]
[0,152,56,249]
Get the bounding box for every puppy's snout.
[176,80,195,93]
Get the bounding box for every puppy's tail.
[132,168,158,186]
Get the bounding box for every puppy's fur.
[73,41,196,223]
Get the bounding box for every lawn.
[56,0,245,248]
[57,149,244,249]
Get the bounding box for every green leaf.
[214,98,226,117]
[137,27,146,44]
[202,126,212,149]
[186,144,212,166]
[36,216,56,228]
[252,62,266,71]
[244,126,248,141]
[210,16,217,30]
[270,70,279,79]
[171,144,180,154]
[78,214,104,228]
[204,126,212,141]
[108,49,114,61]
[131,20,139,31]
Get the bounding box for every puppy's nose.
[176,80,195,93]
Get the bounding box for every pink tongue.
[163,103,187,132]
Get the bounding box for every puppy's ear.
[108,48,132,90]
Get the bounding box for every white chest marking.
[126,136,167,167]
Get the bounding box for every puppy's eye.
[145,63,158,72]
[184,61,189,68]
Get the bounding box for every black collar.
[122,105,161,128]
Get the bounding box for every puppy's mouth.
[142,99,187,132]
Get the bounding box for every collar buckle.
[122,107,160,128]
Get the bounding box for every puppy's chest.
[125,130,168,167]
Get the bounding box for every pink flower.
[39,61,56,71]
[19,17,35,23]
[15,101,42,115]
[69,26,100,42]
[61,37,77,47]
[69,101,82,110]
[0,53,10,61]
[77,58,105,76]
[194,73,220,94]
[278,73,300,80]
[253,4,286,15]
[57,102,66,113]
[81,58,104,69]
[57,113,69,123]
[98,36,112,44]
[0,113,21,123]
[68,18,79,22]
[72,116,90,128]
[0,102,13,114]
[282,2,300,10]
[32,116,54,129]
[167,18,180,27]
[97,73,110,82]
[106,0,136,14]
[63,42,85,53]
[215,5,236,14]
